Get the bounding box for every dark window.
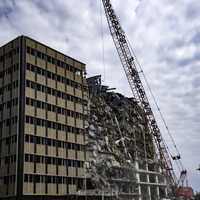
[30,155,34,162]
[31,48,35,56]
[37,101,41,108]
[36,137,40,144]
[57,123,61,130]
[37,118,41,126]
[0,56,4,62]
[37,67,42,75]
[52,73,56,80]
[30,64,35,72]
[47,87,51,94]
[57,91,61,98]
[47,56,51,62]
[25,135,29,142]
[24,174,28,182]
[37,51,41,58]
[57,60,60,66]
[41,53,45,60]
[27,47,31,54]
[41,69,45,76]
[26,63,31,70]
[25,154,29,162]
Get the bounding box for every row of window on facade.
[0,175,16,184]
[23,174,84,185]
[25,134,85,151]
[26,46,82,76]
[0,63,19,77]
[0,80,18,94]
[0,134,84,150]
[26,97,84,120]
[24,154,84,168]
[26,115,83,134]
[0,153,84,168]
[0,116,18,127]
[26,80,87,106]
[0,154,16,165]
[2,175,84,191]
[1,175,82,185]
[1,175,84,187]
[0,135,17,145]
[27,63,83,90]
[0,47,19,62]
[0,98,18,110]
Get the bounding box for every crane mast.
[102,0,177,187]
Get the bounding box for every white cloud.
[0,0,200,191]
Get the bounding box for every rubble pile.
[87,92,137,196]
[85,76,156,199]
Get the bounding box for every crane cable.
[126,37,184,173]
[99,0,106,82]
[100,0,185,185]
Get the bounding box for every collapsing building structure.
[80,75,168,200]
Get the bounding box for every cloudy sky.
[0,0,200,191]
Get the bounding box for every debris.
[82,76,168,200]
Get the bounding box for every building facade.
[0,36,88,199]
[85,76,168,200]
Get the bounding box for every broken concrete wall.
[84,76,168,200]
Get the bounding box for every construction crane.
[101,0,186,194]
[177,170,187,187]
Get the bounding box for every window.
[75,69,81,76]
[30,82,35,89]
[37,51,41,59]
[52,89,56,96]
[37,84,41,91]
[52,58,55,64]
[37,119,41,126]
[60,62,64,68]
[37,67,41,74]
[41,53,45,60]
[27,47,30,54]
[47,71,51,78]
[41,85,46,93]
[47,87,51,94]
[35,175,40,183]
[57,75,61,82]
[57,60,60,66]
[47,56,51,62]
[31,48,35,56]
[41,68,45,76]
[6,101,11,108]
[0,55,4,62]
[26,63,31,70]
[45,157,51,164]
[6,119,11,126]
[52,73,56,80]
[25,134,29,142]
[36,101,41,108]
[25,154,29,162]
[47,104,51,111]
[13,63,19,71]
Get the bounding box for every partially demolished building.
[81,75,168,200]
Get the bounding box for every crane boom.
[102,0,177,187]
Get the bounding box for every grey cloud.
[190,30,200,44]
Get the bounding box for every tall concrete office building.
[0,36,88,200]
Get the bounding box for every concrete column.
[156,175,160,199]
[147,174,151,200]
[135,161,142,200]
